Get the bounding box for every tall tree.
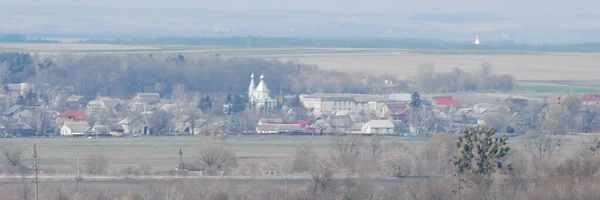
[454,128,510,175]
[197,95,212,112]
[409,92,422,109]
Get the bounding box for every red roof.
[392,107,408,115]
[433,96,458,106]
[583,94,600,102]
[58,110,89,120]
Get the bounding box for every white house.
[119,116,148,135]
[61,122,91,136]
[361,120,395,134]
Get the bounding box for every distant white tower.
[474,36,481,45]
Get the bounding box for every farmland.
[0,134,594,174]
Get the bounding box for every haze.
[2,0,600,43]
[5,0,599,14]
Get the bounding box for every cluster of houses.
[255,92,600,135]
[1,77,600,137]
[0,83,207,137]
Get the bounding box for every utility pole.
[179,148,183,176]
[76,156,81,193]
[33,144,39,200]
[284,177,288,200]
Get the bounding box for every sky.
[2,0,599,15]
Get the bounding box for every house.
[582,94,600,105]
[48,86,74,108]
[381,103,409,121]
[119,116,149,135]
[56,109,89,127]
[60,122,90,136]
[255,118,309,134]
[7,83,34,96]
[349,123,364,134]
[109,124,125,137]
[173,115,207,135]
[90,124,110,137]
[432,96,459,108]
[0,122,33,136]
[361,120,395,134]
[86,97,125,117]
[65,95,86,109]
[256,123,304,134]
[132,93,161,105]
[505,98,529,111]
[473,103,500,112]
[3,105,31,120]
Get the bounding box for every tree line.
[413,61,516,92]
[0,52,519,100]
[0,52,400,100]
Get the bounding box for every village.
[1,73,600,138]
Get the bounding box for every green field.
[518,80,600,93]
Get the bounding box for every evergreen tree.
[409,92,422,109]
[197,95,212,112]
[454,128,510,175]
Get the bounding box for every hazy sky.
[3,0,599,14]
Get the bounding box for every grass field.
[0,135,427,173]
[0,134,593,174]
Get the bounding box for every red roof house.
[58,110,89,120]
[583,94,600,102]
[432,96,459,107]
[583,94,600,105]
[56,110,89,127]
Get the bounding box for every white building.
[248,73,276,111]
[361,120,395,134]
[119,116,147,135]
[61,122,90,136]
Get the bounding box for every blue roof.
[3,105,23,116]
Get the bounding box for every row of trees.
[0,53,401,100]
[413,61,516,92]
[0,53,523,101]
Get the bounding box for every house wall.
[123,122,145,135]
[60,126,72,136]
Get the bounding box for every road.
[0,175,442,187]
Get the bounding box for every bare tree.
[194,144,238,174]
[527,132,563,162]
[368,134,381,159]
[171,83,185,102]
[380,145,415,177]
[1,146,27,175]
[84,154,109,175]
[308,159,335,200]
[291,141,317,173]
[330,135,362,172]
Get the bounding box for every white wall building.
[61,122,90,136]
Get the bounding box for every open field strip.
[0,134,594,173]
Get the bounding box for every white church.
[248,73,277,111]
